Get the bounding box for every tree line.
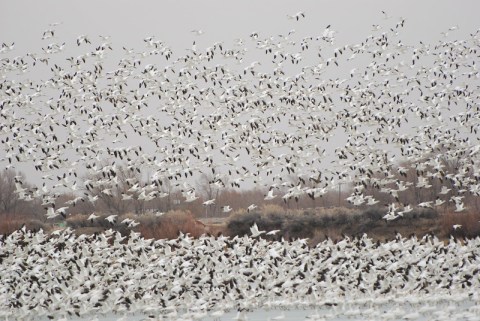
[1,155,479,221]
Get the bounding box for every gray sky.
[1,0,479,195]
[2,0,479,52]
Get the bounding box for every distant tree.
[83,164,141,215]
[197,173,229,217]
[0,169,18,214]
[0,169,39,217]
[148,177,176,213]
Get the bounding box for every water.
[27,298,479,321]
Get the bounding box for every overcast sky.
[1,0,479,191]
[2,0,479,53]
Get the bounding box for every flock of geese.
[0,226,479,320]
[1,12,480,319]
[0,12,479,222]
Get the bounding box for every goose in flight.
[398,204,413,216]
[202,199,215,206]
[87,212,99,222]
[264,190,277,201]
[46,207,59,219]
[76,34,91,46]
[381,10,391,19]
[184,191,199,202]
[250,223,265,237]
[191,29,204,36]
[266,229,280,236]
[287,12,305,21]
[454,202,466,212]
[439,186,451,195]
[105,214,117,225]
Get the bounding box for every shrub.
[226,211,262,236]
[66,214,91,229]
[137,210,206,239]
[287,217,309,237]
[62,210,207,239]
[441,211,480,239]
[226,206,364,240]
[362,208,385,221]
[0,215,48,235]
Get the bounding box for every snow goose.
[264,190,277,201]
[250,223,265,237]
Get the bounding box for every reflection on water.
[34,298,479,321]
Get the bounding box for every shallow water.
[28,298,479,321]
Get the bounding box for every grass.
[0,213,48,236]
[0,210,208,240]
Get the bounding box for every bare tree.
[0,169,18,214]
[197,172,228,217]
[0,169,28,214]
[0,169,41,219]
[83,164,141,215]
[149,177,177,213]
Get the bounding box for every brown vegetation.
[224,205,479,244]
[62,210,207,239]
[441,211,480,239]
[136,211,206,239]
[0,212,48,235]
[1,162,480,242]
